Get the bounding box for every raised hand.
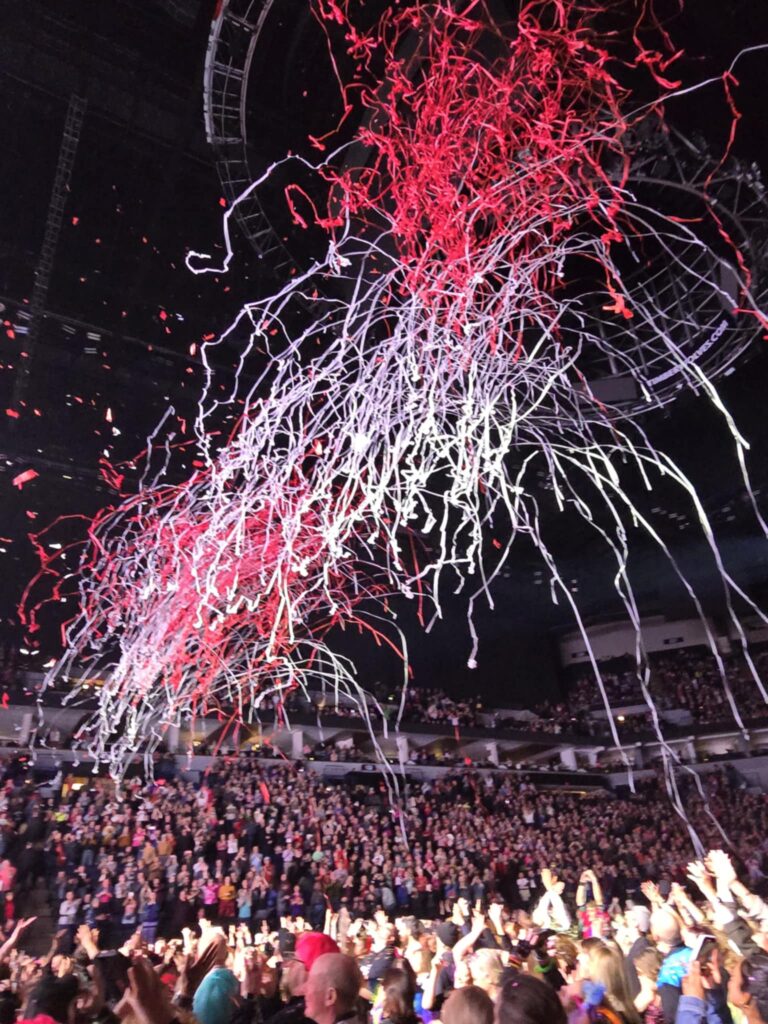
[681,959,705,1001]
[669,882,687,905]
[0,916,38,962]
[687,861,709,884]
[487,902,504,935]
[640,881,662,906]
[686,861,717,902]
[76,923,99,955]
[241,949,264,997]
[175,936,225,998]
[707,850,737,888]
[116,957,175,1024]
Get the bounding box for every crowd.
[652,649,768,726]
[10,643,768,766]
[300,741,497,770]
[522,702,598,738]
[0,751,765,1022]
[213,647,768,746]
[567,668,648,715]
[566,647,768,727]
[279,688,487,731]
[398,690,483,729]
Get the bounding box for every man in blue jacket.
[652,908,690,1023]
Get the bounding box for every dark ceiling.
[0,0,767,703]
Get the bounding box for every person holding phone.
[676,956,733,1024]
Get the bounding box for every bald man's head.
[650,908,681,951]
[304,953,362,1024]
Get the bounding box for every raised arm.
[0,917,36,963]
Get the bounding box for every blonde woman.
[632,948,663,1023]
[584,942,642,1024]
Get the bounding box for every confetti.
[26,0,768,802]
[13,469,39,489]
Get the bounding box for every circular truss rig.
[575,127,768,418]
[203,0,291,271]
[203,4,767,424]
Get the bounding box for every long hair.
[586,942,642,1024]
[380,964,418,1024]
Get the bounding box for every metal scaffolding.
[203,0,291,270]
[28,93,88,345]
[11,93,87,412]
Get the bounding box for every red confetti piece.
[5,409,19,419]
[12,469,38,489]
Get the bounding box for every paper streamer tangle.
[22,0,768,824]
